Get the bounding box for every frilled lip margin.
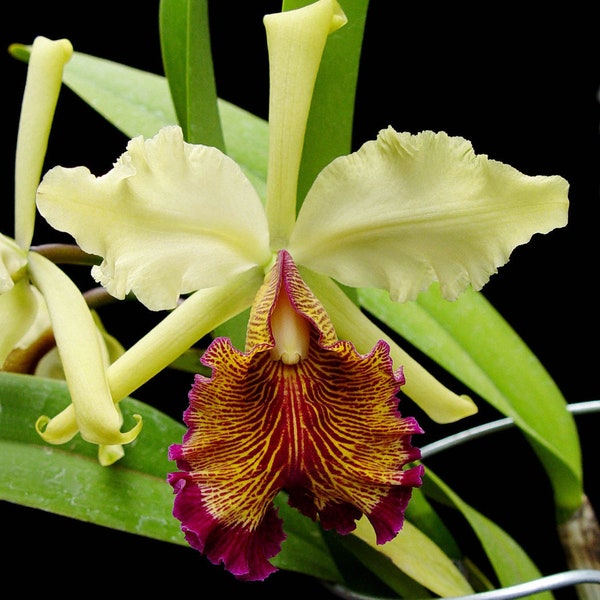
[168,250,424,580]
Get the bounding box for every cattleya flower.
[35,0,568,581]
[1,36,141,466]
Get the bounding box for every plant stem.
[558,494,600,600]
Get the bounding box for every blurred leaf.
[0,372,343,582]
[405,487,462,559]
[350,516,474,598]
[159,0,224,148]
[273,493,344,582]
[326,530,431,598]
[358,284,583,523]
[423,468,553,599]
[213,306,251,351]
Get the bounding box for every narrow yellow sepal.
[0,278,38,367]
[28,252,142,447]
[301,268,478,423]
[263,0,347,248]
[108,267,264,402]
[352,516,474,597]
[15,36,72,250]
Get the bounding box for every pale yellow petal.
[301,268,477,423]
[33,311,122,380]
[353,517,474,597]
[37,126,271,310]
[290,128,569,302]
[28,251,142,446]
[0,233,28,293]
[263,0,346,248]
[36,404,79,445]
[34,347,64,380]
[15,37,72,249]
[13,286,50,349]
[98,444,125,467]
[108,266,264,402]
[0,279,39,367]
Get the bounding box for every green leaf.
[273,493,344,582]
[62,52,268,200]
[212,306,251,351]
[63,51,178,139]
[422,468,553,599]
[405,487,462,559]
[218,99,268,200]
[358,284,583,523]
[0,372,183,540]
[0,372,343,583]
[326,530,432,598]
[159,0,225,148]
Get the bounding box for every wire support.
[420,400,600,460]
[326,569,600,600]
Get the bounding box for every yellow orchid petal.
[28,251,142,446]
[35,405,125,468]
[34,311,123,380]
[300,268,477,423]
[352,517,474,597]
[290,128,569,302]
[35,404,79,445]
[37,126,271,311]
[12,286,50,349]
[1,285,55,375]
[108,266,264,402]
[34,347,64,380]
[98,444,125,467]
[263,0,346,248]
[0,233,29,293]
[0,278,39,367]
[15,36,72,250]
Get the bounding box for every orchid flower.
[0,36,142,466]
[35,0,568,581]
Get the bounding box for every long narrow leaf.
[350,517,475,597]
[0,372,343,582]
[422,468,553,599]
[159,0,224,148]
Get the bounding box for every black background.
[2,2,598,598]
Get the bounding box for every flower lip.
[169,249,423,580]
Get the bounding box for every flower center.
[269,287,310,365]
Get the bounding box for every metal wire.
[420,400,600,460]
[326,400,600,599]
[326,569,600,600]
[441,570,600,600]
